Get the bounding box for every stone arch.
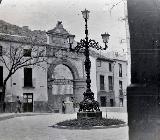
[48,58,80,80]
[47,58,82,110]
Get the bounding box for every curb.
[0,114,15,121]
[0,113,52,121]
[52,123,127,130]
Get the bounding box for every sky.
[0,0,128,54]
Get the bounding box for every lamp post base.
[77,91,102,119]
[77,111,102,119]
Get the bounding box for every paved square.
[0,113,128,140]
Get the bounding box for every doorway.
[23,93,33,112]
[100,96,106,107]
[120,98,123,107]
[110,99,114,107]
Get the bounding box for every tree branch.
[0,56,10,71]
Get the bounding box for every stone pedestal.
[65,101,74,114]
[127,85,160,140]
[77,111,102,119]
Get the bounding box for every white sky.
[0,0,128,53]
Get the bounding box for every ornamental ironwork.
[67,9,110,112]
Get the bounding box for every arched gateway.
[47,21,86,112]
[47,59,82,109]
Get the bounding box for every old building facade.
[0,20,48,112]
[96,56,128,107]
[0,20,128,112]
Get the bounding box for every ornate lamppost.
[68,9,110,118]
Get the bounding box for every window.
[0,46,2,56]
[109,63,112,72]
[97,60,101,67]
[120,98,124,107]
[100,75,105,90]
[108,76,113,90]
[119,63,122,77]
[100,96,106,107]
[23,49,31,57]
[24,68,32,87]
[0,66,3,86]
[119,80,123,96]
[119,80,123,89]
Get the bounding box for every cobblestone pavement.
[0,112,128,140]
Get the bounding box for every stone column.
[127,0,160,139]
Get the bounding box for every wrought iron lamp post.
[67,9,110,118]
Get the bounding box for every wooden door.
[23,93,33,112]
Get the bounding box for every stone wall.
[34,101,49,112]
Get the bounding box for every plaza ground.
[0,112,128,140]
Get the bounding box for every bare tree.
[0,41,46,103]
